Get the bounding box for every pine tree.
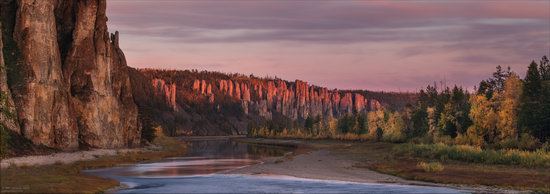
[519,61,543,139]
[538,56,550,141]
[539,56,550,80]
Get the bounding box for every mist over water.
[86,139,468,194]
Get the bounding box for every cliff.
[130,69,415,136]
[0,22,19,134]
[0,0,139,150]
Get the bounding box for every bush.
[375,127,383,142]
[518,133,540,150]
[393,143,550,167]
[434,135,453,145]
[540,142,550,152]
[382,132,406,143]
[494,138,519,150]
[494,133,541,151]
[0,125,10,158]
[409,135,433,144]
[454,133,485,147]
[417,161,444,172]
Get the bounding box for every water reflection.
[182,139,293,160]
[88,139,293,178]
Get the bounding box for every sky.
[107,0,550,92]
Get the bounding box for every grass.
[392,143,550,168]
[332,141,550,192]
[238,138,550,192]
[0,133,186,193]
[417,161,444,172]
[240,138,550,192]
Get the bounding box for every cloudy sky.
[107,1,550,91]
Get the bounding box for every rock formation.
[149,75,381,123]
[1,0,140,150]
[0,22,20,134]
[152,79,178,111]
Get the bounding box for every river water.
[86,139,468,193]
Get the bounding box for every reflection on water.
[86,139,468,194]
[182,139,293,160]
[87,139,293,178]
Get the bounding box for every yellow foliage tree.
[497,74,523,140]
[384,112,406,142]
[367,110,385,138]
[427,107,439,138]
[469,95,498,143]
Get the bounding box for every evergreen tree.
[356,113,368,134]
[478,66,512,99]
[304,116,314,131]
[438,102,458,137]
[519,61,543,139]
[478,80,494,99]
[539,55,550,80]
[538,56,550,141]
[492,65,512,92]
[410,107,428,137]
[338,114,354,134]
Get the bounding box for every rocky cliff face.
[1,0,140,150]
[0,22,20,134]
[189,78,381,120]
[131,69,390,136]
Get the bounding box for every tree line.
[249,56,550,150]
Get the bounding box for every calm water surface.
[86,139,469,193]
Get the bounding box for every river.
[86,138,469,193]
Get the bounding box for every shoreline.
[0,135,186,193]
[0,147,152,169]
[230,138,525,193]
[0,136,539,193]
[0,135,241,169]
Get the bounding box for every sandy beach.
[227,138,522,193]
[229,149,423,185]
[0,147,154,169]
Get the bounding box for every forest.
[250,56,550,167]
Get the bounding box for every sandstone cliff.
[129,69,413,136]
[1,0,139,150]
[190,78,380,120]
[0,22,20,134]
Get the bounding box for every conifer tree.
[519,61,543,139]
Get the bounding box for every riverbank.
[0,148,148,169]
[233,138,547,193]
[0,135,187,193]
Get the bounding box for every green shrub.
[518,133,540,150]
[382,132,406,143]
[393,143,550,168]
[541,142,550,152]
[434,135,453,145]
[417,161,444,172]
[0,125,10,158]
[454,133,485,147]
[409,135,433,144]
[495,138,519,150]
[493,133,541,151]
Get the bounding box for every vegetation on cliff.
[129,68,416,137]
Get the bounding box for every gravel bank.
[0,148,144,169]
